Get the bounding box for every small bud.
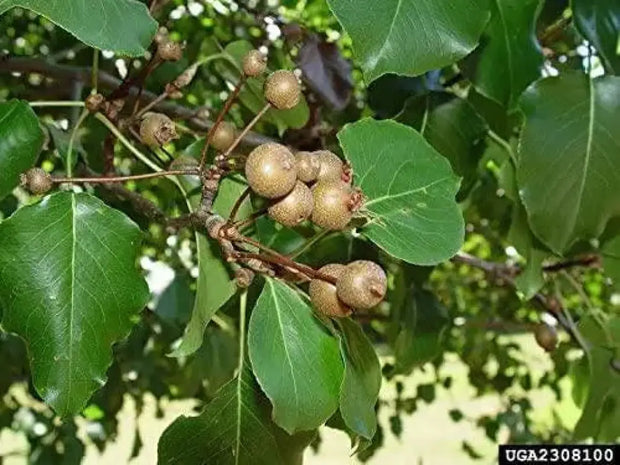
[157,40,183,62]
[196,107,210,120]
[85,93,105,113]
[242,50,267,77]
[21,168,53,195]
[173,64,198,89]
[139,112,178,147]
[165,83,183,99]
[235,268,255,288]
[154,27,169,45]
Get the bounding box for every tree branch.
[0,56,273,147]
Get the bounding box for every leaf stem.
[91,49,99,91]
[288,230,332,259]
[66,110,90,177]
[29,101,85,108]
[222,102,271,159]
[94,112,161,173]
[238,290,247,370]
[228,187,252,223]
[487,130,515,161]
[53,169,200,184]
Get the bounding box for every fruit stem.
[199,75,247,170]
[231,251,338,285]
[230,235,338,284]
[52,169,200,184]
[228,187,252,223]
[288,230,332,259]
[233,209,267,231]
[221,102,271,158]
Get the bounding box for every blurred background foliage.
[0,0,618,463]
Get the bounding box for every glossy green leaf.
[0,0,156,56]
[215,41,310,133]
[338,118,464,265]
[573,0,620,74]
[461,0,543,108]
[0,192,149,416]
[0,100,43,200]
[326,0,490,82]
[517,73,620,254]
[397,93,488,196]
[158,367,288,465]
[573,316,620,441]
[172,176,252,357]
[248,278,343,433]
[337,319,381,440]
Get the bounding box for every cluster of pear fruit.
[223,51,386,317]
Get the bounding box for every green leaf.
[573,0,620,74]
[172,176,252,357]
[392,288,448,374]
[154,273,194,328]
[397,93,488,196]
[0,0,157,57]
[0,100,43,200]
[215,41,310,133]
[338,118,464,265]
[248,278,343,433]
[508,205,546,299]
[573,316,620,441]
[461,0,543,108]
[326,0,490,82]
[337,319,381,440]
[0,192,149,416]
[517,73,620,254]
[602,234,620,290]
[514,249,545,299]
[157,367,288,465]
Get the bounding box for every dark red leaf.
[297,34,353,110]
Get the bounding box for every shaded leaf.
[172,176,252,357]
[573,0,620,74]
[326,0,490,82]
[154,273,194,329]
[0,0,156,57]
[461,0,544,108]
[0,192,149,416]
[337,319,381,440]
[248,278,343,433]
[0,100,43,200]
[297,33,353,110]
[517,73,620,254]
[368,73,435,118]
[602,233,620,290]
[393,288,449,374]
[338,118,464,265]
[397,92,488,196]
[514,249,545,299]
[158,367,287,465]
[573,316,620,441]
